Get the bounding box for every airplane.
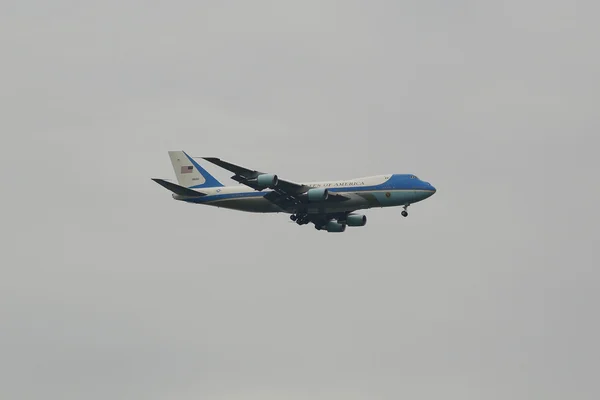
[152,151,436,232]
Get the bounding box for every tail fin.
[168,151,224,188]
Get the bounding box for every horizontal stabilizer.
[152,178,206,197]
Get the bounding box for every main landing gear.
[290,213,309,225]
[401,205,409,218]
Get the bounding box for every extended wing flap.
[275,179,310,194]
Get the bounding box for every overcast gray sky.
[1,1,599,399]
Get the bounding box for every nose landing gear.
[401,205,409,217]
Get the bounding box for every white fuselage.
[179,174,436,214]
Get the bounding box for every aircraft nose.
[422,181,436,198]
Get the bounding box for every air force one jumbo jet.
[152,151,436,233]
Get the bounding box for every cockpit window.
[410,175,417,179]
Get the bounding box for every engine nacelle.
[346,214,367,227]
[325,221,346,233]
[307,187,329,202]
[256,173,278,188]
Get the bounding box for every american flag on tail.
[181,166,193,174]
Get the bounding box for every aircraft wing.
[202,157,308,193]
[201,157,349,207]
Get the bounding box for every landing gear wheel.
[294,212,310,225]
[401,210,408,217]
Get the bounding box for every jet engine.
[325,221,346,233]
[346,214,367,227]
[254,173,278,189]
[307,187,329,202]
